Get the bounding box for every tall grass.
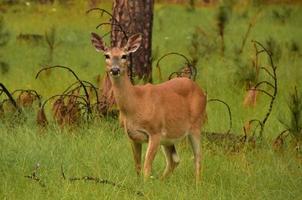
[0,2,302,199]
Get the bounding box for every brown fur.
[91,33,207,182]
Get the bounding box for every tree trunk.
[98,0,154,116]
[111,0,154,82]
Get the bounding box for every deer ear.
[124,33,142,53]
[91,32,108,52]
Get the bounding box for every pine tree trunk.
[111,0,154,82]
[98,0,154,115]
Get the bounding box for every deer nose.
[110,67,120,76]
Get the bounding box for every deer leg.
[161,145,180,179]
[130,141,142,176]
[188,130,201,183]
[143,134,160,181]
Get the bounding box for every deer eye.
[121,55,127,60]
[104,54,110,59]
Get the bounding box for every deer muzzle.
[110,66,121,77]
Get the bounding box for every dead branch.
[60,165,144,197]
[247,88,273,98]
[251,40,278,138]
[260,67,275,79]
[37,107,48,127]
[86,8,128,41]
[24,174,46,187]
[87,8,134,83]
[246,119,264,137]
[62,80,99,105]
[156,52,197,82]
[0,83,20,113]
[41,94,88,127]
[36,65,92,116]
[273,129,290,152]
[24,164,45,187]
[12,89,42,107]
[207,98,232,134]
[254,80,275,90]
[95,23,129,41]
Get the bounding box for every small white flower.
[25,2,30,6]
[51,8,57,12]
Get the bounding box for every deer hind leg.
[130,141,142,176]
[161,145,180,179]
[188,129,202,183]
[143,134,161,181]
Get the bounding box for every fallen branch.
[24,164,45,187]
[61,165,144,197]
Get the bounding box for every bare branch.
[255,81,275,90]
[207,98,232,134]
[260,67,275,79]
[248,88,273,98]
[60,165,144,197]
[0,83,20,111]
[156,52,196,81]
[36,65,92,116]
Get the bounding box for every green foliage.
[0,16,9,74]
[280,87,302,142]
[0,62,9,74]
[216,6,229,33]
[0,3,302,199]
[187,0,196,11]
[271,7,293,24]
[188,26,218,63]
[0,17,9,47]
[287,40,300,55]
[44,26,57,65]
[288,88,302,139]
[265,36,282,63]
[233,58,258,88]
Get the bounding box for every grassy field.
[1,1,302,199]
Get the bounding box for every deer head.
[91,33,142,78]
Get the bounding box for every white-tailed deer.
[91,32,207,182]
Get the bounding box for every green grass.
[0,1,302,199]
[1,121,301,199]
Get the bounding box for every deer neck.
[110,72,137,115]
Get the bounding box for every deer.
[91,32,207,182]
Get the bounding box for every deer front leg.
[143,134,161,181]
[130,140,142,176]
